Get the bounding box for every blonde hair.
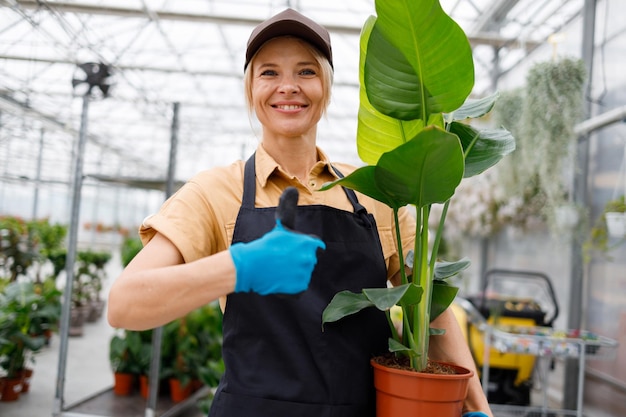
[244,36,334,116]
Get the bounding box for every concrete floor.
[0,308,117,416]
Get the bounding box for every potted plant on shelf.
[321,0,515,415]
[108,329,153,396]
[161,303,224,403]
[0,281,47,401]
[109,329,141,396]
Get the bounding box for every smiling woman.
[106,7,491,417]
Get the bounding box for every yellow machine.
[453,269,559,406]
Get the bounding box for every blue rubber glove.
[229,220,326,295]
[463,412,489,417]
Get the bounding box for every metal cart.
[455,269,619,417]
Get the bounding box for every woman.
[108,8,492,417]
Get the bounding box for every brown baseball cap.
[245,8,333,70]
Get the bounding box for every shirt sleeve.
[139,166,242,263]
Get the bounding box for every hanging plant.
[519,57,586,216]
[442,58,586,238]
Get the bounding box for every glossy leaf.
[430,281,459,321]
[356,17,424,165]
[434,257,471,280]
[321,291,374,325]
[368,0,474,120]
[448,91,499,122]
[322,284,420,325]
[450,122,516,178]
[375,126,464,208]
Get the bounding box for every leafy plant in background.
[321,0,515,371]
[0,282,48,378]
[120,236,143,268]
[439,57,587,240]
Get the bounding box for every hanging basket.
[605,212,626,238]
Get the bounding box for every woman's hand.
[230,220,325,295]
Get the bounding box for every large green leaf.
[448,91,499,122]
[433,257,471,280]
[322,284,420,326]
[356,17,424,165]
[365,23,428,120]
[322,127,464,209]
[449,122,516,177]
[370,0,474,120]
[430,281,459,321]
[375,126,464,208]
[319,165,398,208]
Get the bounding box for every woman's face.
[250,37,325,139]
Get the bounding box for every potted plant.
[108,328,152,396]
[584,195,626,261]
[109,329,139,396]
[0,281,47,401]
[321,0,515,415]
[603,195,626,238]
[160,303,224,403]
[79,250,111,322]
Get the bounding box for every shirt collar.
[255,145,341,188]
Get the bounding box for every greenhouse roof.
[0,0,584,186]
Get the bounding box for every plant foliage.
[321,0,515,371]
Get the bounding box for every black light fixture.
[71,62,114,97]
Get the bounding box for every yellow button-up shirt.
[140,145,415,281]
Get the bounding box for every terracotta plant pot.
[139,374,150,399]
[20,368,33,393]
[113,372,135,396]
[169,378,193,403]
[1,377,23,402]
[371,359,473,417]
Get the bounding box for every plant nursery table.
[480,324,618,417]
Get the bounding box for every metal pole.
[564,0,596,410]
[145,102,180,417]
[32,127,45,220]
[53,93,90,416]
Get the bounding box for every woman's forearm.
[107,233,235,330]
[429,308,493,417]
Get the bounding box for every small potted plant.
[0,281,47,401]
[603,195,626,238]
[110,329,141,396]
[584,195,626,261]
[321,0,515,415]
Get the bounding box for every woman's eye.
[300,69,317,76]
[260,69,278,76]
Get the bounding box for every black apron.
[208,154,390,417]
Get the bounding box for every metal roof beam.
[10,0,537,49]
[472,0,521,32]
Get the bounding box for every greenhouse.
[1,0,625,416]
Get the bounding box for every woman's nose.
[278,76,299,94]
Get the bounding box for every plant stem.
[393,208,408,286]
[414,205,431,371]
